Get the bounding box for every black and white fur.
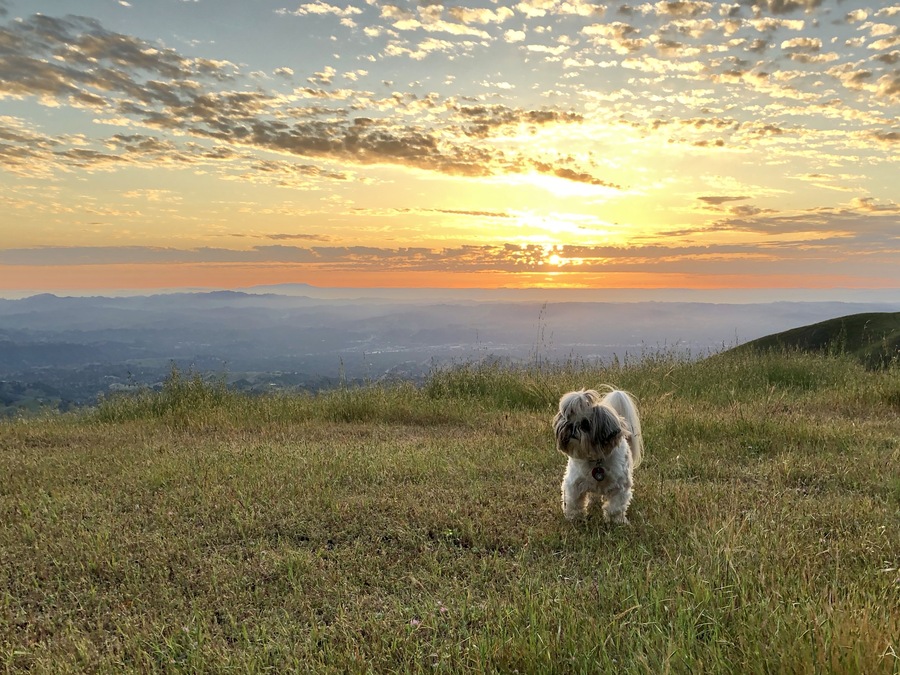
[553,388,644,523]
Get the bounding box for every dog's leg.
[561,479,589,521]
[603,487,632,524]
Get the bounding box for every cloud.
[0,14,236,115]
[225,159,351,188]
[748,17,804,31]
[873,72,900,101]
[660,18,718,39]
[861,129,899,145]
[698,195,750,205]
[826,61,900,102]
[429,208,516,218]
[868,35,900,52]
[516,0,560,19]
[848,197,900,213]
[347,206,518,219]
[792,173,859,192]
[581,21,646,53]
[4,215,896,279]
[526,43,570,57]
[557,1,606,18]
[456,104,584,138]
[279,2,364,17]
[0,119,209,177]
[653,2,713,18]
[122,189,182,202]
[229,232,335,242]
[446,6,514,25]
[387,36,459,60]
[582,21,640,40]
[780,36,820,52]
[0,12,619,187]
[532,163,621,189]
[746,0,824,15]
[381,4,492,38]
[0,115,362,189]
[307,66,336,85]
[703,202,900,243]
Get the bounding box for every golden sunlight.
[490,171,620,200]
[542,246,584,268]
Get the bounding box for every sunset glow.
[0,0,898,293]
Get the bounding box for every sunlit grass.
[1,352,897,672]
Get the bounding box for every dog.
[553,387,644,523]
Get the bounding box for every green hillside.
[732,312,900,368]
[1,354,898,673]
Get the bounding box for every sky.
[0,0,898,294]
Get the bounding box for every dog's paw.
[605,511,629,525]
[563,509,586,522]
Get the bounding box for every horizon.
[1,1,898,293]
[1,283,899,305]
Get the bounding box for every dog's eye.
[579,419,590,433]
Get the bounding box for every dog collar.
[591,466,605,481]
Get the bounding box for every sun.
[543,246,584,268]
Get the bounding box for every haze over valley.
[2,286,898,414]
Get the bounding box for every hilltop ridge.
[730,312,900,368]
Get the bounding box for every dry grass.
[1,352,897,673]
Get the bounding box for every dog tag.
[591,466,605,481]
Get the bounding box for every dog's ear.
[590,405,622,451]
[553,411,568,449]
[581,389,601,406]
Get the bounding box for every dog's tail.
[603,389,644,469]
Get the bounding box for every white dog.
[553,388,644,523]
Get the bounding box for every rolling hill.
[730,312,900,368]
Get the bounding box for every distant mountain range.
[731,312,900,368]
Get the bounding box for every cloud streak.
[5,198,896,274]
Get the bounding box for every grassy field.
[1,351,898,673]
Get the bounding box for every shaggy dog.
[553,388,644,523]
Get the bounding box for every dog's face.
[553,389,623,460]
